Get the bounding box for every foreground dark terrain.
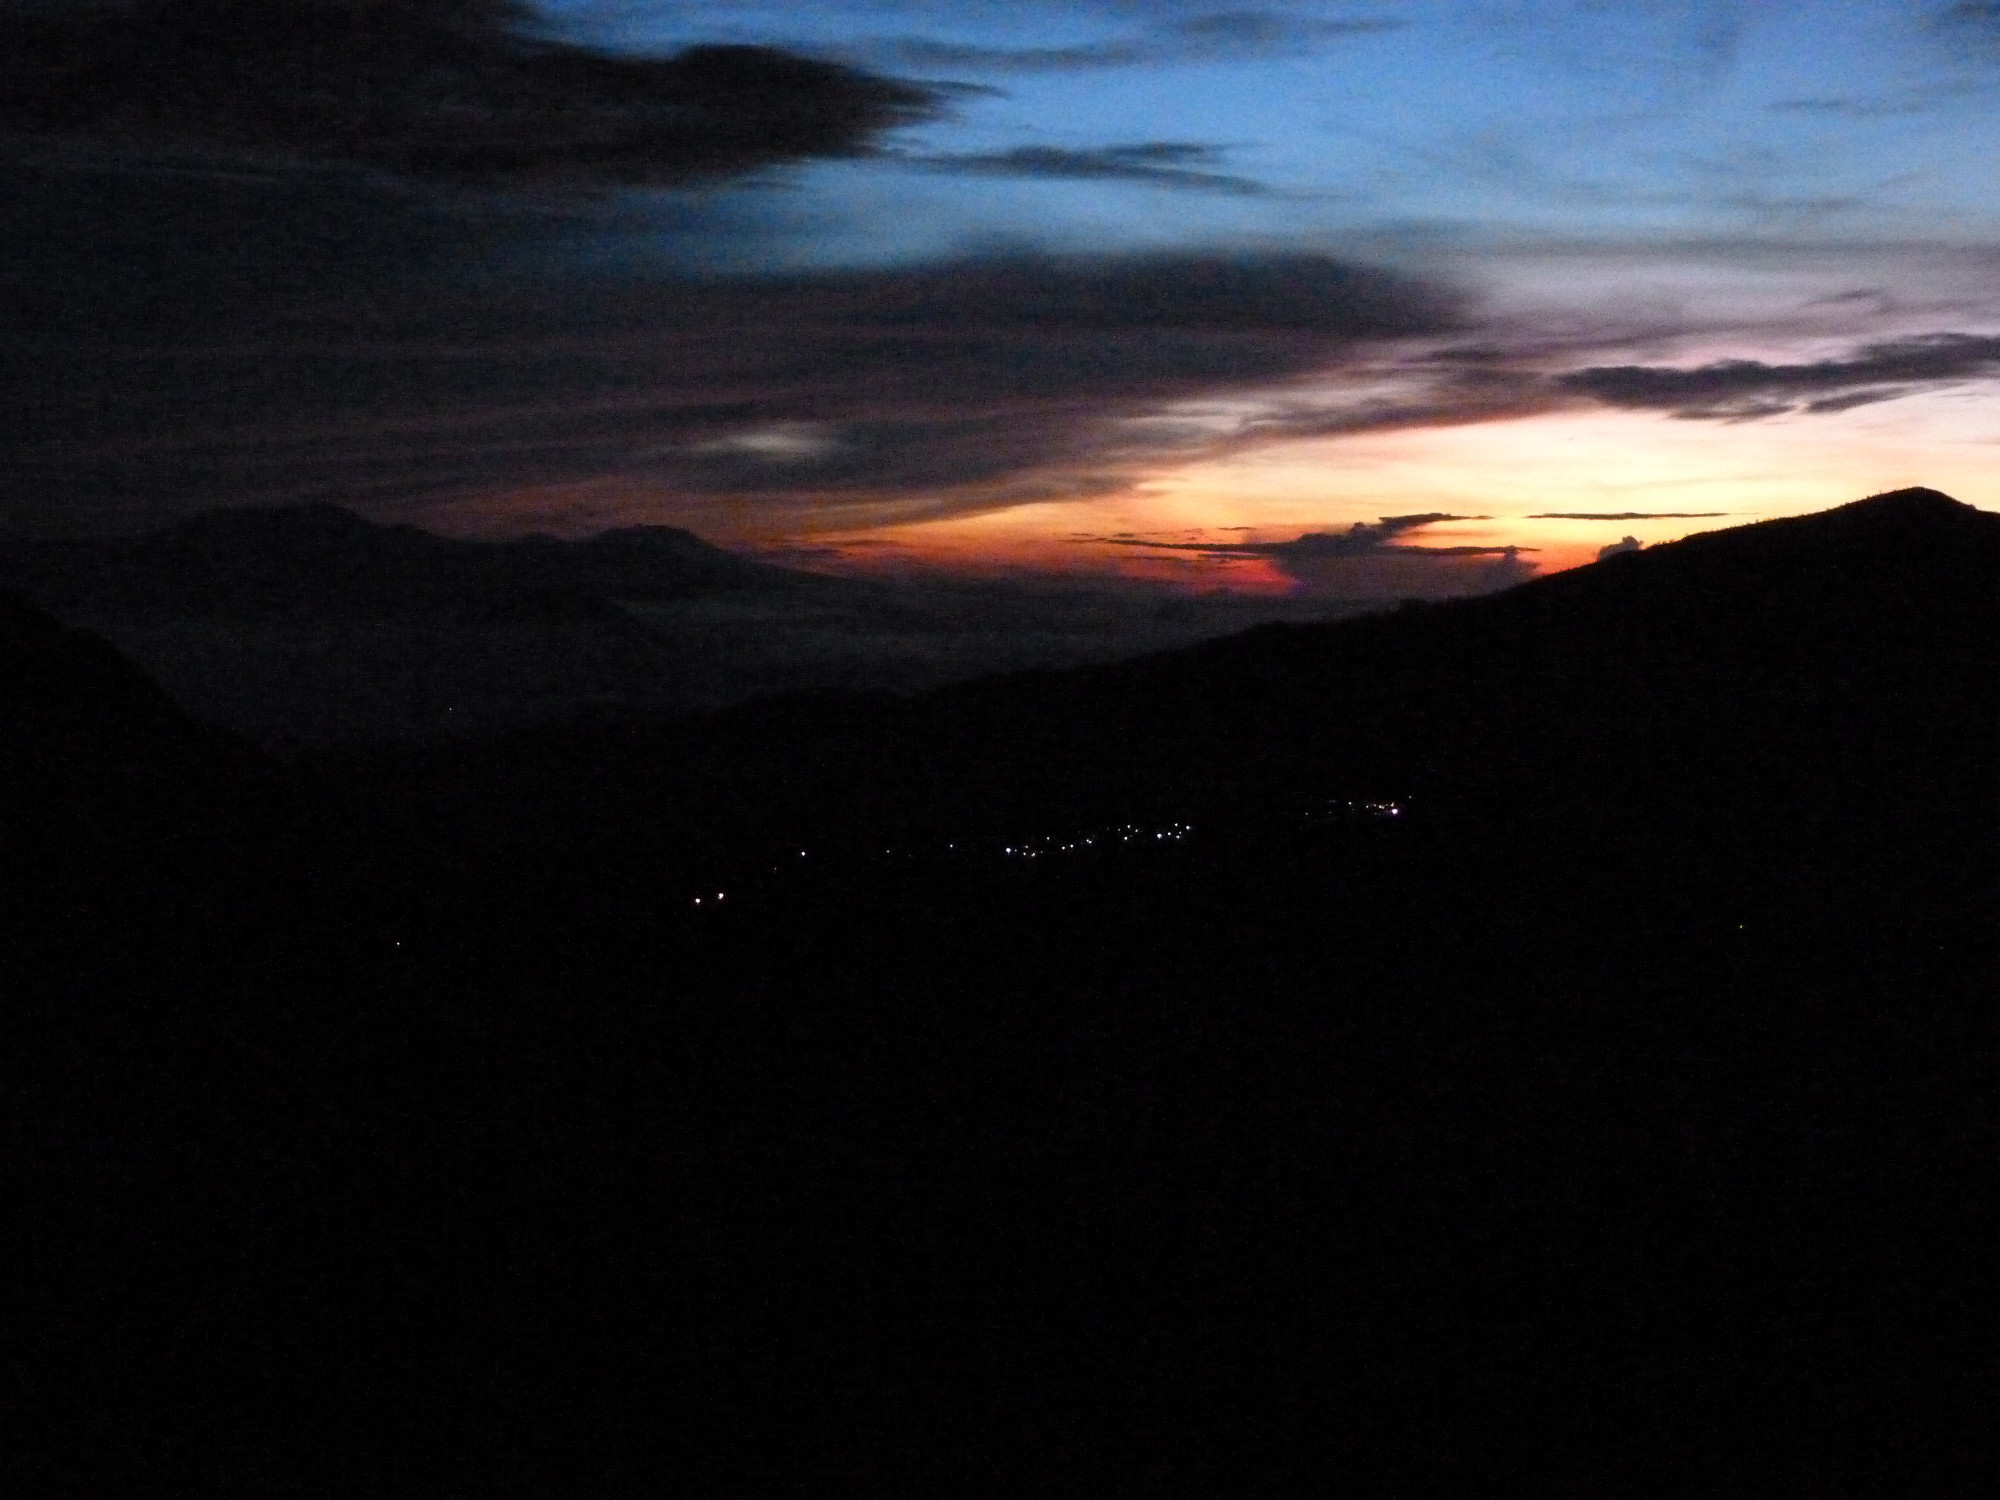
[5,489,1992,1496]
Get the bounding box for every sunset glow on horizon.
[10,0,2000,611]
[778,388,2000,591]
[449,386,1995,599]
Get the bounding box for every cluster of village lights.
[689,801,1404,910]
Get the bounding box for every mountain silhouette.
[0,503,1345,739]
[0,589,267,899]
[0,503,867,738]
[0,502,817,620]
[0,586,432,978]
[8,490,1992,1497]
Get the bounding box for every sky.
[6,0,2000,603]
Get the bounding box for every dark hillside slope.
[352,486,1994,936]
[8,493,1994,1497]
[0,588,434,953]
[1063,484,1996,920]
[934,484,1993,829]
[0,591,436,1159]
[1,593,471,1497]
[0,591,285,929]
[289,487,1987,1497]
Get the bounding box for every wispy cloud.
[1527,512,1729,520]
[872,10,1404,74]
[1554,332,2000,420]
[1769,95,1938,119]
[899,142,1267,195]
[877,37,1156,73]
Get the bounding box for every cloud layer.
[5,221,1465,534]
[870,10,1404,74]
[0,1,943,186]
[1556,333,2000,421]
[901,142,1267,195]
[9,0,2000,562]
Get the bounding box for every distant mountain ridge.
[0,502,826,621]
[0,502,1366,740]
[0,503,891,737]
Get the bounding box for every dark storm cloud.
[0,1,944,187]
[1554,332,2000,420]
[879,37,1156,71]
[873,10,1403,73]
[463,252,1462,520]
[902,143,1267,195]
[4,237,1465,534]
